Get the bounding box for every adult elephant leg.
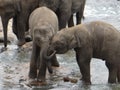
[29,42,40,79]
[76,12,82,24]
[1,17,9,48]
[76,0,86,25]
[76,10,84,25]
[13,16,18,38]
[24,15,32,42]
[16,14,26,46]
[68,15,74,27]
[76,7,85,25]
[74,48,91,84]
[105,61,117,83]
[57,10,71,29]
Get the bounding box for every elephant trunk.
[40,43,56,74]
[42,46,56,60]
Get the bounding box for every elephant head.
[45,28,81,58]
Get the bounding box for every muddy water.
[0,0,120,90]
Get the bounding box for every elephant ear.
[68,34,81,49]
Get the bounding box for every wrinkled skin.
[48,21,120,84]
[0,0,39,48]
[29,7,59,82]
[39,0,86,29]
[0,0,21,48]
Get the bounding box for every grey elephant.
[28,7,59,82]
[0,0,39,48]
[12,0,39,46]
[39,0,86,29]
[0,0,21,48]
[45,21,120,84]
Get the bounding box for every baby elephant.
[46,21,120,84]
[29,6,59,82]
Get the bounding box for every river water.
[0,0,120,90]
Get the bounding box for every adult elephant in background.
[45,21,120,84]
[0,0,39,48]
[68,0,86,27]
[29,7,59,82]
[0,0,21,48]
[12,0,39,46]
[39,0,86,29]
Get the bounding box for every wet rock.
[70,78,78,83]
[63,76,78,83]
[63,77,70,82]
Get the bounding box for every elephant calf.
[29,6,59,82]
[47,21,120,84]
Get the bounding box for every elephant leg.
[29,43,40,79]
[105,61,117,83]
[51,54,59,67]
[74,48,91,84]
[1,17,9,48]
[76,12,82,25]
[76,1,86,25]
[13,16,18,38]
[16,15,26,46]
[57,10,71,29]
[68,15,74,27]
[76,6,85,25]
[37,56,47,82]
[24,14,32,42]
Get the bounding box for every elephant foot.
[108,79,116,84]
[25,35,32,42]
[27,78,47,86]
[17,40,26,46]
[37,75,46,84]
[80,77,91,85]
